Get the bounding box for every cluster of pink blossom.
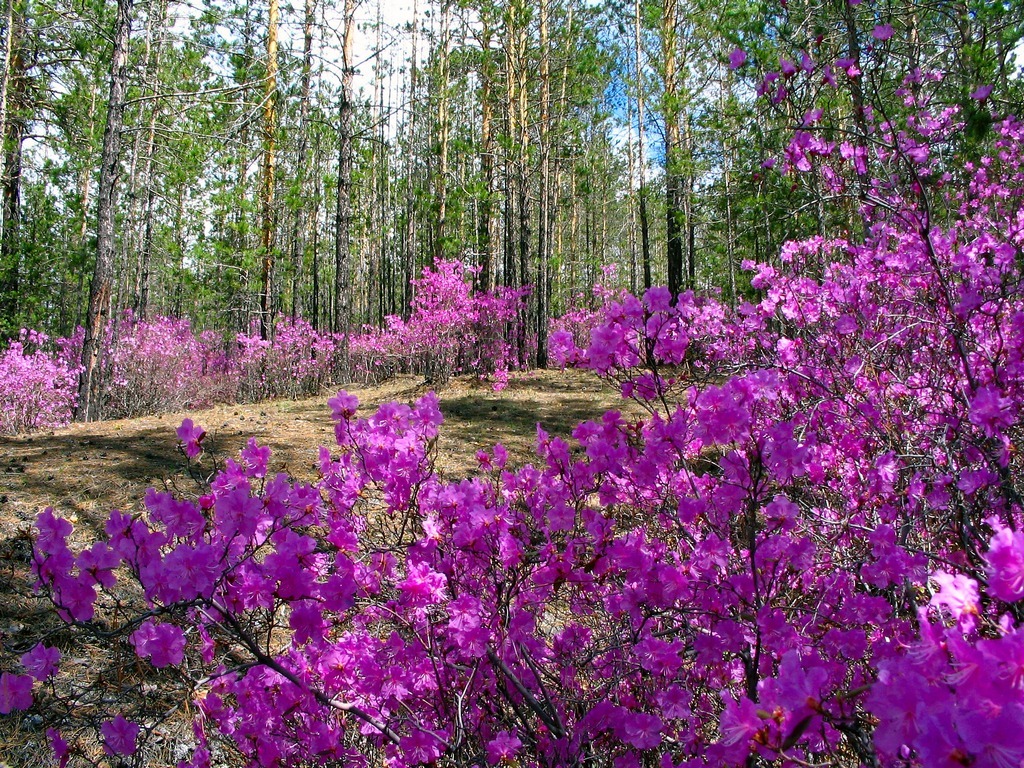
[350,260,525,387]
[7,23,1024,768]
[234,317,339,402]
[549,265,625,353]
[0,328,80,434]
[102,311,229,418]
[2,264,523,433]
[13,107,1024,761]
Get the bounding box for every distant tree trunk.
[403,0,419,315]
[133,0,167,319]
[333,0,355,376]
[77,0,133,422]
[311,129,322,328]
[511,0,530,366]
[0,0,15,253]
[684,113,695,290]
[258,0,279,339]
[0,0,25,322]
[289,0,316,319]
[432,0,452,264]
[535,0,551,368]
[662,0,683,299]
[635,0,651,291]
[721,63,736,307]
[476,21,496,292]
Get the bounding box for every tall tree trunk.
[0,0,15,253]
[662,0,683,299]
[132,0,167,319]
[0,0,25,322]
[288,0,316,320]
[721,63,736,307]
[432,0,452,264]
[535,0,551,368]
[684,113,695,289]
[635,0,651,291]
[403,0,419,315]
[513,0,530,367]
[476,20,495,292]
[333,0,355,376]
[258,0,280,339]
[77,0,134,422]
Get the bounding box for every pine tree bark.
[635,0,651,291]
[476,24,495,293]
[258,0,279,339]
[536,0,551,369]
[662,0,684,299]
[432,0,452,264]
[403,0,419,315]
[333,0,355,377]
[77,0,134,422]
[288,0,316,320]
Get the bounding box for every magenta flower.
[131,620,187,668]
[486,731,522,764]
[985,520,1024,602]
[101,715,139,756]
[872,23,894,40]
[0,672,33,714]
[21,643,61,681]
[971,84,993,101]
[176,418,206,459]
[729,48,746,70]
[930,571,979,628]
[47,728,69,768]
[35,508,73,554]
[969,385,1014,438]
[328,390,359,420]
[616,711,663,749]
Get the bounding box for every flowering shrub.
[9,108,1024,764]
[351,260,524,387]
[0,329,80,434]
[104,312,217,419]
[3,268,523,433]
[549,266,625,354]
[235,317,340,402]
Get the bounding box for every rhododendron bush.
[6,65,1024,768]
[350,260,524,386]
[0,329,80,434]
[0,262,524,434]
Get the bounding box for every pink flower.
[131,620,187,668]
[969,385,1014,438]
[328,390,359,420]
[729,48,747,70]
[985,520,1024,602]
[971,84,993,101]
[101,715,139,756]
[616,711,663,749]
[47,728,69,768]
[21,643,60,681]
[486,731,522,764]
[0,672,33,714]
[872,23,894,41]
[240,437,271,478]
[176,418,206,459]
[930,571,979,629]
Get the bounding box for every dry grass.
[0,368,635,767]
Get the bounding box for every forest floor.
[0,367,636,767]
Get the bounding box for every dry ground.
[0,368,635,767]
